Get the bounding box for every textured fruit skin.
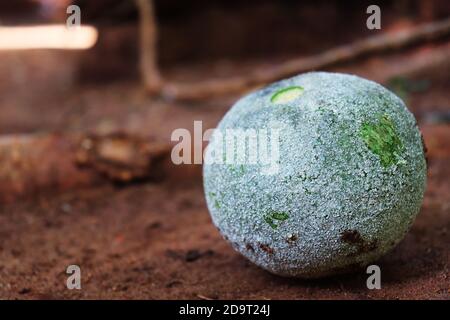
[203,72,427,278]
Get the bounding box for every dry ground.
[0,49,448,299]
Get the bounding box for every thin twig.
[136,0,163,93]
[161,18,450,100]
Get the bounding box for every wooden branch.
[0,133,171,203]
[0,124,448,203]
[161,17,450,101]
[75,132,171,182]
[136,0,163,94]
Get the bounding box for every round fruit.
[203,72,427,278]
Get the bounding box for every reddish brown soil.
[0,49,449,300]
[0,133,448,300]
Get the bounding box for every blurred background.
[0,0,448,299]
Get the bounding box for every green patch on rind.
[263,211,290,229]
[209,192,221,209]
[360,114,404,167]
[271,86,304,104]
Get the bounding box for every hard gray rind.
[203,72,427,278]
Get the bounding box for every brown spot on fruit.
[340,229,378,256]
[259,243,274,254]
[420,131,428,168]
[341,230,363,244]
[286,234,298,244]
